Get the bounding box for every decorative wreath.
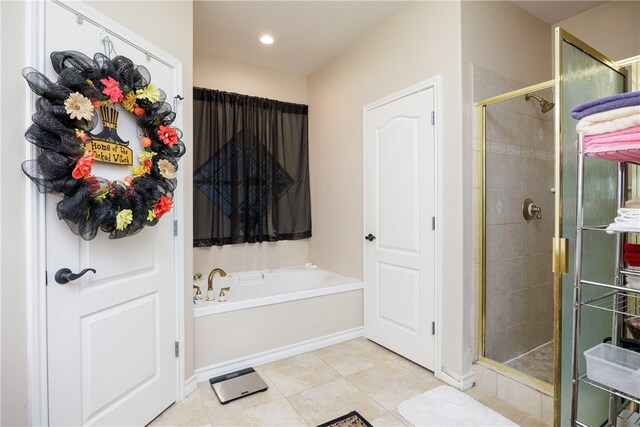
[22,51,185,240]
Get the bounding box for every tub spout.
[207,268,227,301]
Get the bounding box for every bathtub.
[193,266,363,317]
[193,266,364,380]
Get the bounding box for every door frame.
[362,76,447,384]
[25,2,186,424]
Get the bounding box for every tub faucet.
[207,268,227,301]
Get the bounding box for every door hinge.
[173,220,178,237]
[432,321,435,335]
[175,341,179,358]
[431,111,435,125]
[432,216,436,230]
[45,270,48,286]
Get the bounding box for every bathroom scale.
[209,367,268,404]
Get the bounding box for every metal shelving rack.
[570,133,636,426]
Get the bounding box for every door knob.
[55,268,97,284]
[365,234,376,241]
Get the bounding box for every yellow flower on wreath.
[116,209,133,230]
[138,151,156,163]
[136,83,160,103]
[131,165,149,177]
[147,209,156,221]
[121,91,138,112]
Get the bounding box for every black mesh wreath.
[22,51,185,240]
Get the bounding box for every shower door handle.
[365,234,376,241]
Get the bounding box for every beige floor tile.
[390,409,412,426]
[370,412,408,427]
[288,378,387,426]
[314,338,399,376]
[198,368,285,423]
[346,360,438,410]
[148,389,211,427]
[465,387,531,425]
[260,353,342,397]
[211,398,308,427]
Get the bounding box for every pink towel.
[584,126,640,162]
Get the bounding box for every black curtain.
[193,88,311,246]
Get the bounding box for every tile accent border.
[194,327,364,384]
[486,142,554,161]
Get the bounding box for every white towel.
[576,105,640,135]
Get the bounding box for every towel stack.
[606,208,640,234]
[572,91,640,163]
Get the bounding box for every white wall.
[1,3,29,423]
[192,52,310,275]
[554,0,640,62]
[0,2,193,424]
[307,1,468,380]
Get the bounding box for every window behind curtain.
[193,88,311,246]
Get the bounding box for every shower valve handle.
[365,234,376,241]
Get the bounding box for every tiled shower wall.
[473,64,555,364]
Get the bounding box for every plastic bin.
[584,343,640,398]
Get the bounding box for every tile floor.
[504,341,554,384]
[149,338,550,426]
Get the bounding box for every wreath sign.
[22,51,185,240]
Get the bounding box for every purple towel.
[571,90,640,120]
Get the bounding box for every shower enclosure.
[476,74,556,386]
[475,29,637,426]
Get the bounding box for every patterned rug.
[317,410,373,427]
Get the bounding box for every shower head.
[525,93,555,113]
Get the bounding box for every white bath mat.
[397,386,517,426]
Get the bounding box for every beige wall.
[307,1,469,379]
[555,0,640,62]
[462,1,553,86]
[192,52,310,276]
[0,2,193,424]
[195,53,307,104]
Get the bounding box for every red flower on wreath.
[72,150,95,179]
[154,195,173,219]
[100,77,124,103]
[158,125,178,147]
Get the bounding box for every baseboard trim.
[437,367,476,391]
[184,374,197,397]
[194,327,364,383]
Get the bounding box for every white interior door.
[44,3,178,425]
[364,86,436,370]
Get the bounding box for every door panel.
[378,264,420,332]
[44,2,177,425]
[365,87,436,370]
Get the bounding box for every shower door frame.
[474,79,556,393]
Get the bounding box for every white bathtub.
[193,266,363,317]
[193,266,364,376]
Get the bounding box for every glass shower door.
[555,28,627,427]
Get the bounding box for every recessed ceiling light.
[259,34,274,45]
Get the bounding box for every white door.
[364,86,436,370]
[44,3,178,425]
